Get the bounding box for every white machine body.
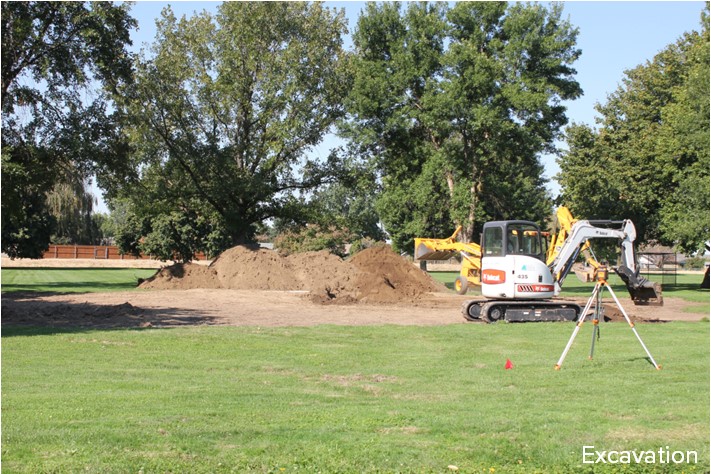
[480,221,556,300]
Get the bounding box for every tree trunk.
[464,181,478,243]
[701,266,710,289]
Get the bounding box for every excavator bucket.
[628,280,663,306]
[615,267,664,306]
[414,241,457,261]
[414,226,465,261]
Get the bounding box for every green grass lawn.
[2,323,709,473]
[1,266,708,471]
[1,268,157,293]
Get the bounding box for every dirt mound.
[139,263,219,290]
[289,250,357,303]
[348,245,444,303]
[211,246,300,290]
[139,245,445,304]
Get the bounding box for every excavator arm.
[548,217,662,305]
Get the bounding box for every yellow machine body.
[414,226,481,294]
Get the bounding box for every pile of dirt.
[347,245,444,303]
[139,262,219,290]
[139,244,445,304]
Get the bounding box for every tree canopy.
[1,1,135,257]
[4,2,706,261]
[111,2,350,261]
[557,7,709,253]
[341,2,581,252]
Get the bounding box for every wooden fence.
[41,245,207,261]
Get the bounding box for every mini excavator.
[415,207,663,323]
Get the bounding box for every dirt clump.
[139,244,445,304]
[139,262,219,290]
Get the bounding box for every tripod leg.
[555,283,600,370]
[605,284,661,370]
[588,320,599,360]
[589,287,604,360]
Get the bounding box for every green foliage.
[45,180,99,245]
[112,208,147,260]
[1,1,136,257]
[348,237,379,255]
[1,147,55,258]
[558,7,709,252]
[112,3,350,260]
[273,224,355,257]
[344,2,581,253]
[304,153,386,242]
[684,256,709,270]
[112,201,230,262]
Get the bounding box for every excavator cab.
[482,221,546,260]
[481,221,556,300]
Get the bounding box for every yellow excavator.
[415,207,663,322]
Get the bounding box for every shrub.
[684,256,709,270]
[273,224,355,257]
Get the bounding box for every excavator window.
[483,226,504,256]
[483,222,545,261]
[507,224,543,258]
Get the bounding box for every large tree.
[113,2,350,261]
[45,178,98,245]
[1,1,136,257]
[343,2,581,252]
[557,7,709,253]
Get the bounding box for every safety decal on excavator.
[517,284,555,292]
[482,269,506,284]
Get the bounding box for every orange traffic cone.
[505,358,514,370]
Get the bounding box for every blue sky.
[95,1,706,210]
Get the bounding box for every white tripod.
[555,267,661,370]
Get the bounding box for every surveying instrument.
[555,266,661,370]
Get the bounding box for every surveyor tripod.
[555,267,661,370]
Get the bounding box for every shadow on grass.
[662,283,710,292]
[2,267,157,294]
[2,281,143,293]
[1,293,219,336]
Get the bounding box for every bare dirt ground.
[1,288,700,330]
[2,246,704,329]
